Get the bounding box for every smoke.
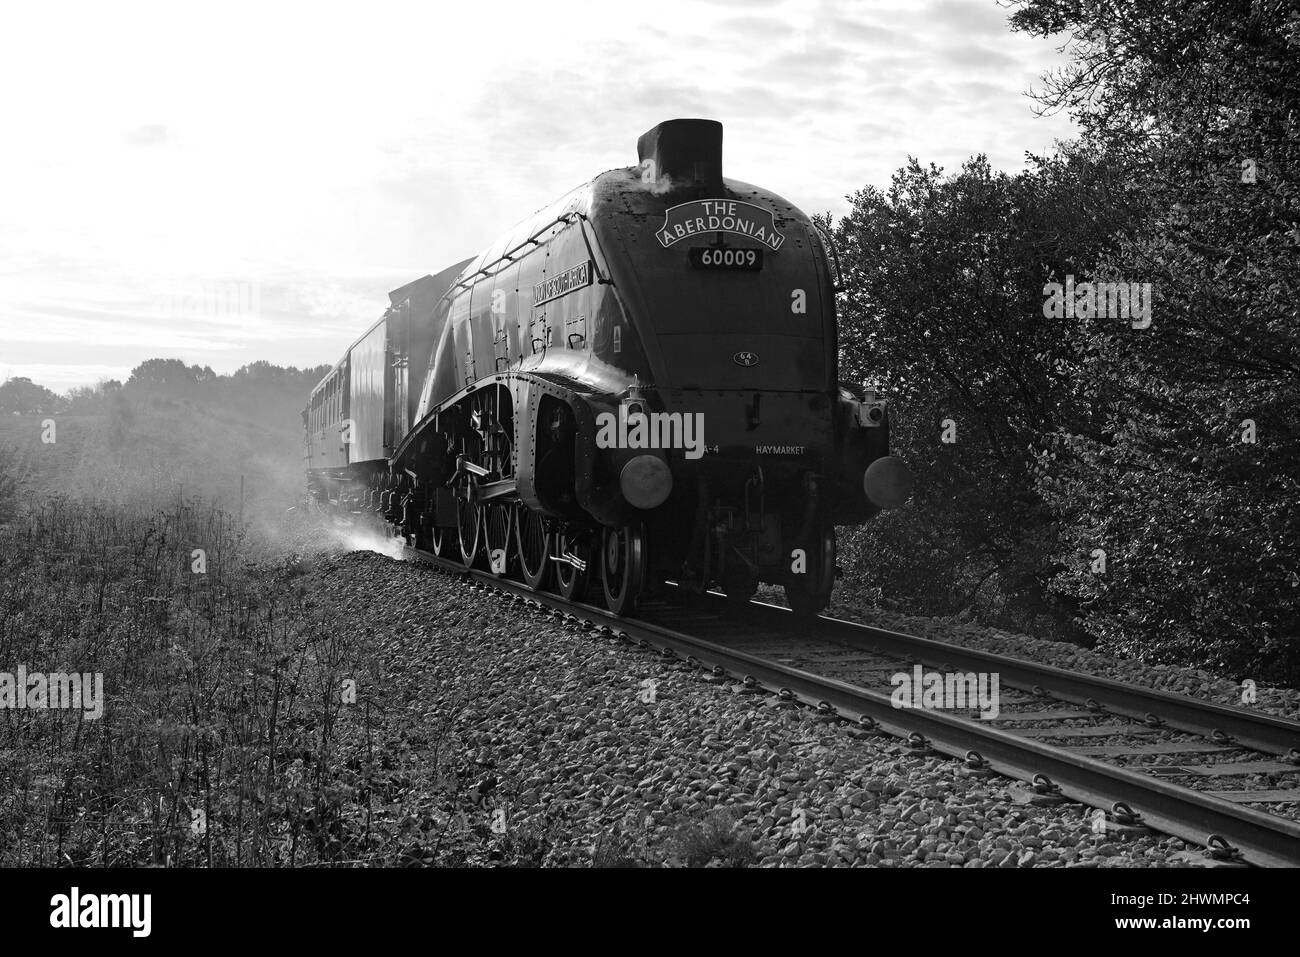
[627,164,684,196]
[3,381,415,564]
[325,510,409,561]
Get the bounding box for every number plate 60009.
[688,247,763,271]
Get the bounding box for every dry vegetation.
[0,493,571,866]
[0,376,462,866]
[1,496,342,865]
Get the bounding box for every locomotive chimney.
[637,118,723,193]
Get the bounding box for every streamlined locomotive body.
[305,119,911,615]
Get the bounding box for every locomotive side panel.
[389,301,411,440]
[306,361,349,471]
[348,318,388,463]
[416,304,457,423]
[406,261,473,425]
[487,260,520,373]
[445,278,476,398]
[468,271,497,385]
[533,219,592,364]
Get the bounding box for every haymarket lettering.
[656,200,785,251]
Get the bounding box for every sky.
[0,0,1077,392]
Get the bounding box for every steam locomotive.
[305,119,911,616]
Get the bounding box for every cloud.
[125,124,171,146]
[935,43,1020,70]
[923,0,1011,38]
[824,16,904,45]
[718,15,795,40]
[742,45,856,80]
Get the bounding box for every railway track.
[375,525,1300,867]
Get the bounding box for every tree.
[126,359,201,393]
[0,377,61,414]
[1010,0,1300,681]
[834,148,1139,633]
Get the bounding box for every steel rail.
[707,594,1300,759]
[405,546,1300,867]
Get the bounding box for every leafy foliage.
[1012,0,1300,680]
[0,377,61,415]
[834,149,1135,636]
[838,0,1300,682]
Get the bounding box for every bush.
[670,810,758,868]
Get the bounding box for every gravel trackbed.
[302,549,1220,867]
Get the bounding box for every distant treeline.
[837,0,1299,684]
[0,359,331,416]
[0,359,332,517]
